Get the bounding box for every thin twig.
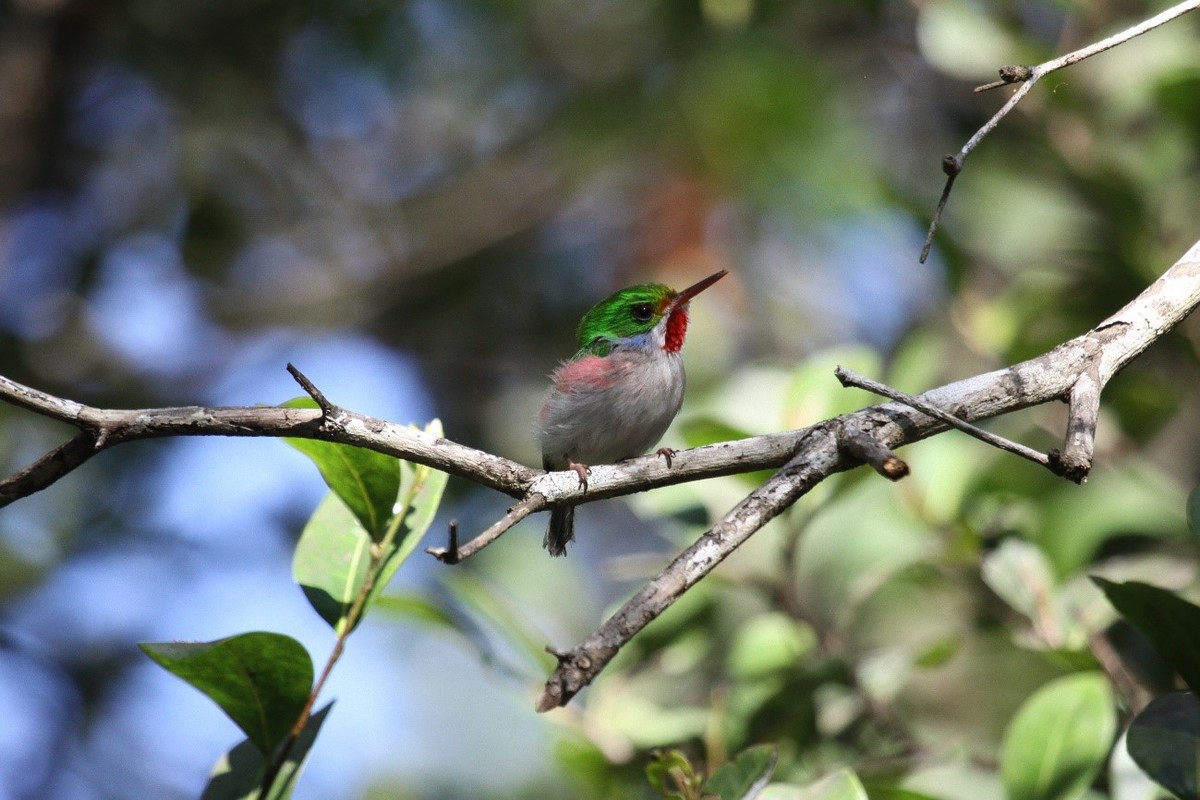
[920,164,960,263]
[0,432,100,505]
[427,495,547,563]
[920,0,1200,262]
[834,366,1054,471]
[973,64,1034,93]
[444,520,460,563]
[287,362,337,417]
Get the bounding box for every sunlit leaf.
[857,789,944,800]
[1126,692,1200,800]
[765,768,868,800]
[365,420,448,609]
[981,538,1056,623]
[1093,578,1200,695]
[727,614,815,679]
[292,492,371,632]
[293,420,447,633]
[283,397,399,541]
[140,633,313,758]
[200,703,333,800]
[1000,672,1116,800]
[703,744,777,800]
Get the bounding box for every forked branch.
[0,241,1198,711]
[920,0,1200,262]
[535,238,1200,709]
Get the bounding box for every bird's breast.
[537,350,685,467]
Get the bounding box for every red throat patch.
[664,309,689,352]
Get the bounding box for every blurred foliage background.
[0,0,1199,797]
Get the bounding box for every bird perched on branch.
[536,270,728,556]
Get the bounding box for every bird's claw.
[567,460,590,492]
[656,447,677,468]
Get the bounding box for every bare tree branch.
[920,0,1200,262]
[0,240,1198,711]
[535,238,1200,709]
[835,366,1056,475]
[0,392,536,507]
[835,421,909,481]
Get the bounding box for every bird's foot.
[567,460,590,492]
[656,447,677,468]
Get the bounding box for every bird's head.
[575,270,727,355]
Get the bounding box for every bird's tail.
[544,506,575,557]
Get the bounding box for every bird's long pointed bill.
[672,269,728,308]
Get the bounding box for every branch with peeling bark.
[0,240,1198,711]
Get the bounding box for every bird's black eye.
[630,303,654,322]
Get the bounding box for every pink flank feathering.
[552,355,623,393]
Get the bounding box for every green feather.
[574,283,674,356]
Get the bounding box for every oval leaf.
[704,744,778,800]
[1093,577,1200,695]
[787,768,869,800]
[981,538,1056,623]
[1000,672,1116,800]
[283,397,399,541]
[1127,692,1200,800]
[366,420,448,609]
[201,702,333,800]
[293,493,372,632]
[140,632,313,758]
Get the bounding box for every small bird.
[536,269,728,556]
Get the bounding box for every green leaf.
[283,397,399,542]
[140,632,314,758]
[1188,483,1200,539]
[646,749,700,800]
[1000,672,1116,800]
[981,538,1056,623]
[292,420,447,633]
[200,703,333,800]
[771,768,868,800]
[1126,691,1200,800]
[366,426,448,609]
[292,493,372,632]
[373,593,458,628]
[727,614,816,679]
[1092,578,1200,695]
[703,744,778,800]
[857,789,944,800]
